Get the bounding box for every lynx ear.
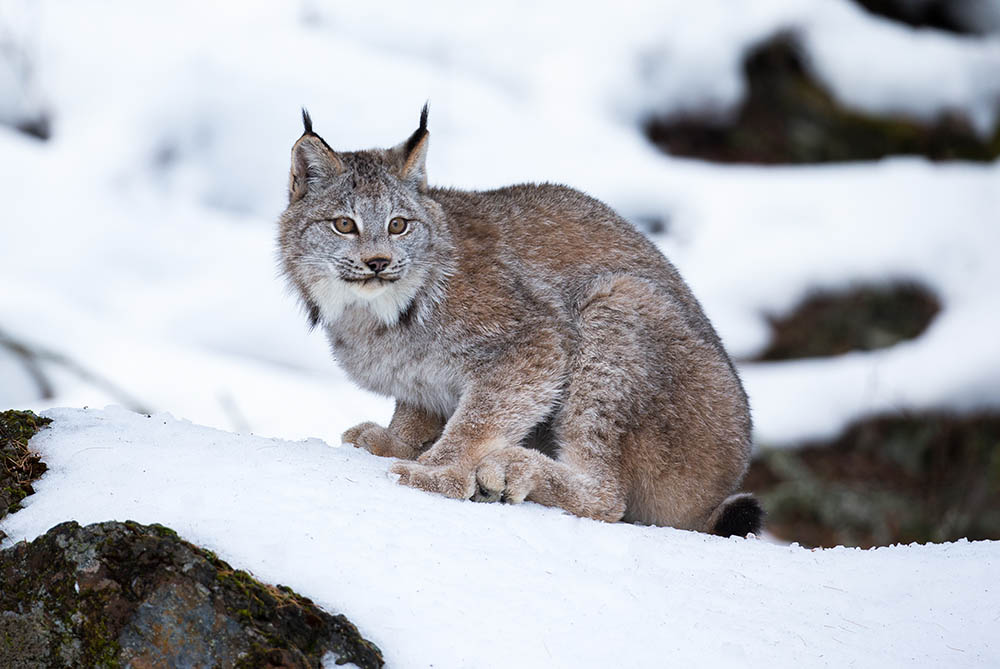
[289,109,344,203]
[391,103,429,191]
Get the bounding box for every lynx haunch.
[278,106,762,536]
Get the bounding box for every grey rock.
[0,521,384,668]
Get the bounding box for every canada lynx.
[278,106,762,535]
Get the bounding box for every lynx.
[278,106,762,536]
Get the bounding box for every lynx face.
[279,108,441,326]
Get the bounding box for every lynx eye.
[330,217,357,235]
[388,217,409,235]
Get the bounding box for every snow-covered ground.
[2,407,997,668]
[2,3,1000,663]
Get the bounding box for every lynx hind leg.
[473,274,750,527]
[474,276,680,522]
[571,275,753,531]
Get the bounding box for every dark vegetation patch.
[851,0,998,36]
[746,411,1000,548]
[0,520,385,668]
[0,409,50,538]
[643,32,1000,164]
[753,281,941,361]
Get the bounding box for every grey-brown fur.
[278,107,761,535]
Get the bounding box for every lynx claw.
[471,481,502,504]
[390,461,475,500]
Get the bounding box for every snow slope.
[2,407,998,668]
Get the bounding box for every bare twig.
[0,328,152,414]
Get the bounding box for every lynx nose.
[365,257,391,274]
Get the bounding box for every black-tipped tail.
[711,493,764,537]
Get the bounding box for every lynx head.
[278,105,449,328]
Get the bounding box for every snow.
[0,1,45,130]
[1,4,999,661]
[1,407,998,667]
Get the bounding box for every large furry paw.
[390,461,476,499]
[342,421,380,445]
[342,422,419,459]
[471,447,540,504]
[415,445,457,467]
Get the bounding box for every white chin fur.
[308,274,418,326]
[350,281,390,298]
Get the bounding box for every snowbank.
[1,407,997,667]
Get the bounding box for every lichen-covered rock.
[0,521,384,668]
[0,409,50,537]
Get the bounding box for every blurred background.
[2,0,998,548]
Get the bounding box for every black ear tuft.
[301,107,313,135]
[404,102,429,156]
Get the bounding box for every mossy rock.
[0,410,51,534]
[644,32,1000,164]
[746,412,1000,547]
[0,521,384,668]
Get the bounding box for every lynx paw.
[390,462,476,499]
[416,446,457,467]
[472,447,540,505]
[342,422,419,459]
[342,421,379,445]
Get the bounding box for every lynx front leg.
[389,399,553,500]
[472,447,627,522]
[342,401,444,460]
[391,334,567,499]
